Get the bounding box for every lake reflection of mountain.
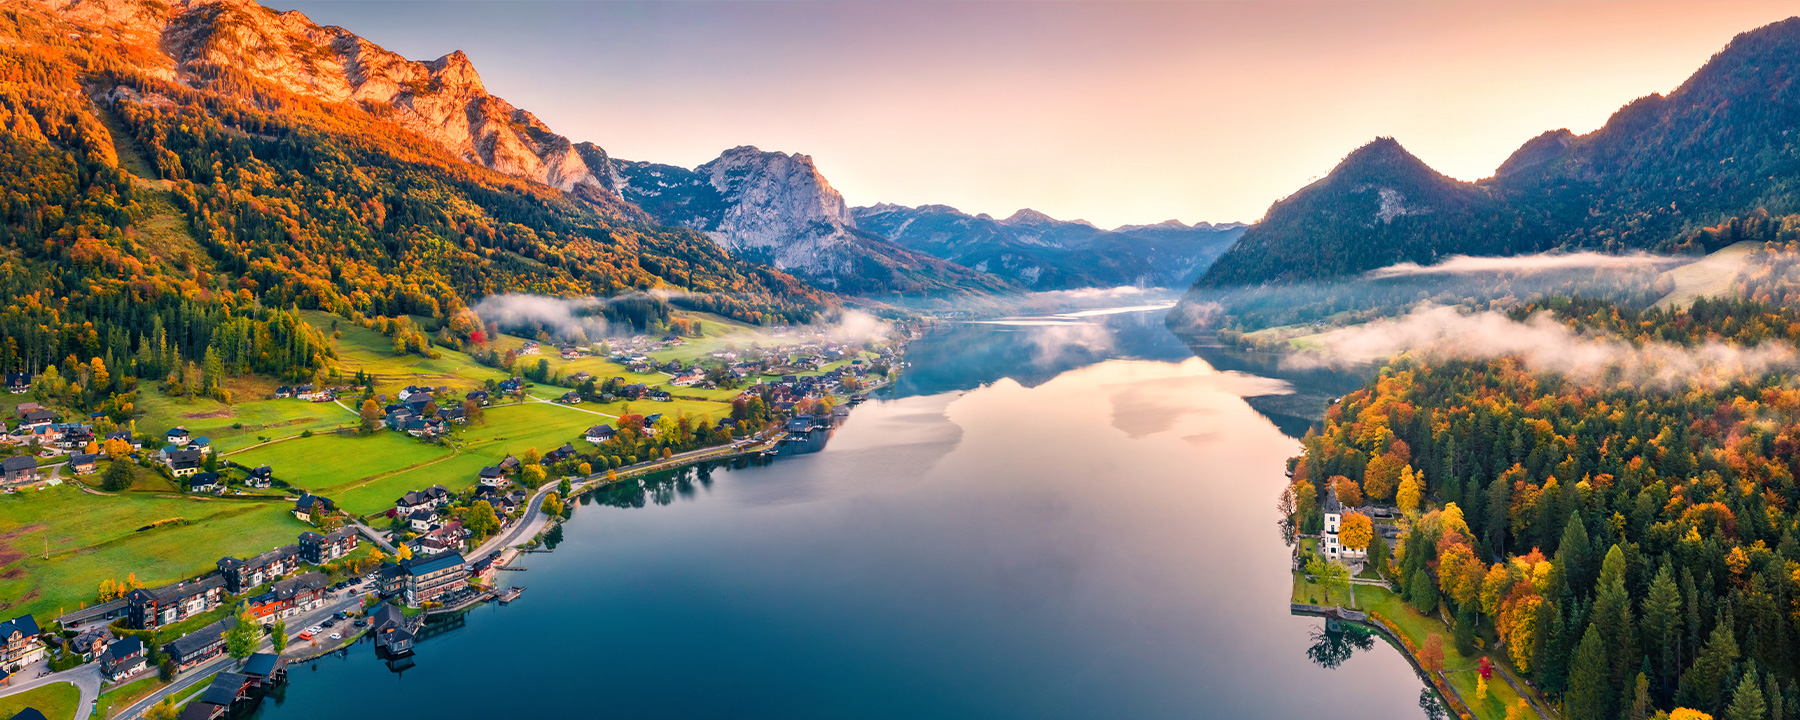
[890,309,1197,399]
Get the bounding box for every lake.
[250,306,1432,719]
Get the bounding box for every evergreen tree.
[1568,623,1610,720]
[1410,568,1439,615]
[1644,565,1685,700]
[1681,619,1742,713]
[1730,670,1769,720]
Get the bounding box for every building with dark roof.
[217,545,301,594]
[0,614,43,668]
[246,572,329,620]
[162,616,236,672]
[298,528,358,564]
[401,551,468,607]
[126,576,226,630]
[100,636,148,681]
[292,493,336,523]
[1,456,37,486]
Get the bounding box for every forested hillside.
[0,0,822,380]
[1288,297,1800,720]
[1201,16,1800,288]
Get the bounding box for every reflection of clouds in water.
[1102,359,1293,439]
[1026,322,1116,365]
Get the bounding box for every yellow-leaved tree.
[1338,512,1373,553]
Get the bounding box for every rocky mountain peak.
[423,50,486,95]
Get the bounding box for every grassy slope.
[300,310,511,394]
[0,682,80,720]
[1652,240,1762,309]
[0,485,307,620]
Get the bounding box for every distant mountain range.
[1196,15,1800,289]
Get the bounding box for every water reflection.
[1306,621,1377,670]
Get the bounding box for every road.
[346,518,399,554]
[0,663,100,720]
[110,590,368,720]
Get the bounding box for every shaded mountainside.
[0,0,826,377]
[853,204,1245,289]
[616,147,1011,296]
[1199,15,1800,288]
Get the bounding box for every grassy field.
[300,311,510,395]
[95,675,165,720]
[1359,587,1535,720]
[0,681,80,720]
[229,432,450,492]
[136,391,357,454]
[0,485,308,620]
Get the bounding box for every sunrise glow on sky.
[274,0,1796,229]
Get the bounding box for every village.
[0,309,908,720]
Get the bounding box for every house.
[67,453,99,475]
[465,390,490,406]
[395,485,450,514]
[398,385,433,401]
[543,443,576,464]
[273,386,294,399]
[126,576,225,630]
[162,616,236,672]
[470,554,504,586]
[190,437,212,455]
[583,425,616,444]
[518,341,541,355]
[245,572,328,620]
[1,456,38,486]
[298,528,358,564]
[4,373,30,394]
[99,636,147,681]
[477,466,507,487]
[246,466,274,488]
[1318,485,1366,564]
[166,427,190,447]
[406,509,436,533]
[557,391,582,405]
[648,389,672,402]
[369,604,414,655]
[187,472,223,494]
[440,406,466,423]
[411,522,465,555]
[165,448,204,478]
[240,653,287,687]
[377,563,408,599]
[401,551,469,607]
[217,545,301,593]
[18,410,54,431]
[292,493,336,523]
[0,615,44,669]
[70,626,112,661]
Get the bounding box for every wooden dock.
[497,586,526,604]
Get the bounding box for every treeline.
[1288,298,1800,719]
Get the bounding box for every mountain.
[852,204,1246,289]
[615,147,1010,295]
[0,0,827,381]
[1198,15,1800,288]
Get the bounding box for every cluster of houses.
[386,465,528,555]
[272,385,338,402]
[0,406,128,489]
[381,386,465,440]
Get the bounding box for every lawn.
[300,311,509,395]
[136,391,357,453]
[0,485,308,619]
[229,432,451,495]
[1360,586,1536,720]
[0,682,80,720]
[96,675,165,720]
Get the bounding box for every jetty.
[497,586,526,604]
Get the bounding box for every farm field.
[0,485,306,620]
[299,311,510,394]
[230,432,452,495]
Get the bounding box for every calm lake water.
[251,307,1430,719]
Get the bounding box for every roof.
[131,575,226,606]
[403,551,466,577]
[164,616,236,658]
[242,653,282,678]
[167,428,189,437]
[0,614,39,638]
[295,493,334,511]
[11,709,50,720]
[103,635,144,660]
[70,453,99,465]
[1,456,36,472]
[478,466,503,478]
[200,672,251,706]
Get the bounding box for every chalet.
[401,393,433,412]
[70,626,112,661]
[18,410,55,431]
[273,386,294,399]
[401,551,469,607]
[557,391,582,405]
[406,508,436,533]
[499,456,520,472]
[411,522,465,555]
[165,448,204,477]
[0,615,44,669]
[246,466,274,488]
[466,390,490,406]
[478,494,519,518]
[190,437,213,454]
[543,443,576,464]
[298,528,358,564]
[395,485,450,514]
[1,456,38,486]
[440,406,466,423]
[187,472,223,494]
[384,409,416,432]
[398,385,433,400]
[292,493,336,523]
[643,413,663,427]
[162,615,235,672]
[245,571,328,620]
[166,427,190,446]
[518,341,541,355]
[4,373,30,394]
[584,425,616,444]
[217,545,301,593]
[570,370,592,383]
[51,423,93,450]
[376,563,408,598]
[127,576,226,630]
[105,430,138,449]
[100,635,147,681]
[477,466,507,487]
[648,389,672,402]
[498,378,523,395]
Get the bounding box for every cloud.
[1363,252,1685,279]
[1285,304,1800,388]
[471,294,610,340]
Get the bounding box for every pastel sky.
[270,0,1796,229]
